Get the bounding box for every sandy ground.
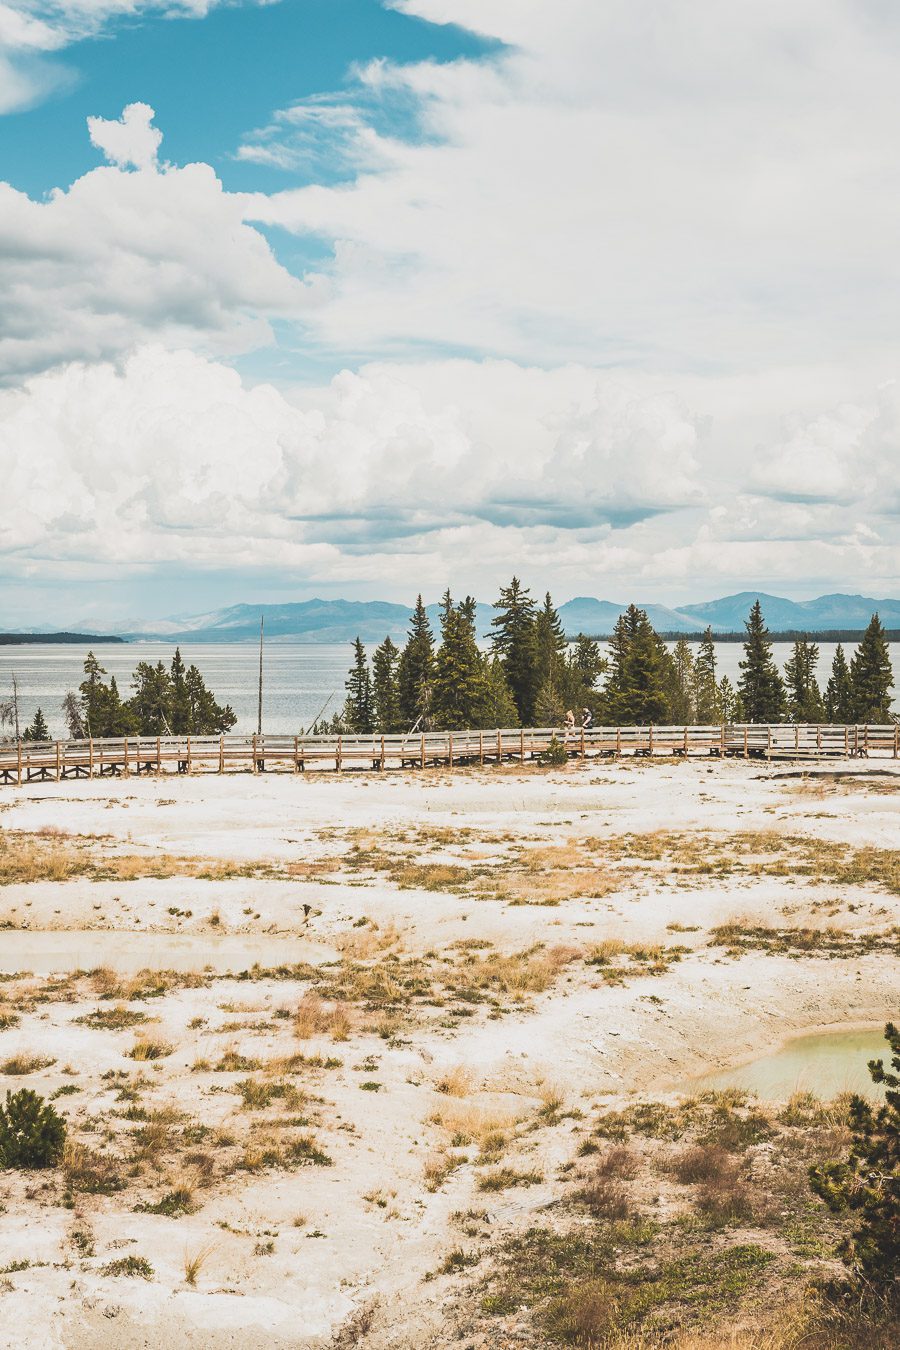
[0,758,897,1349]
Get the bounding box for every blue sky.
[2,1,495,199]
[2,1,900,627]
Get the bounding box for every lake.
[0,639,898,736]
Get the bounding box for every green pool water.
[695,1027,892,1101]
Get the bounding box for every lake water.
[0,639,898,736]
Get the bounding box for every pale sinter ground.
[0,757,897,1349]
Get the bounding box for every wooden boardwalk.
[0,723,897,785]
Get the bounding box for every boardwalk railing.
[0,723,897,785]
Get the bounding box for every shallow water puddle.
[694,1027,890,1100]
[0,929,331,975]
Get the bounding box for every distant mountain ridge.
[111,591,900,643]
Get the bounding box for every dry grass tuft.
[435,1065,474,1097]
[183,1242,216,1286]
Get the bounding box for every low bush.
[0,1089,66,1169]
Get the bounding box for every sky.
[2,0,900,628]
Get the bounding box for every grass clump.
[75,1005,148,1030]
[101,1255,154,1279]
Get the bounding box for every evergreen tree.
[23,708,50,741]
[809,1022,900,1288]
[61,692,85,740]
[79,652,107,736]
[603,606,672,724]
[737,601,786,721]
[718,675,743,723]
[431,594,488,729]
[533,592,569,725]
[480,656,519,727]
[692,627,719,722]
[372,637,402,732]
[183,664,237,733]
[669,638,695,724]
[129,661,173,734]
[344,638,374,734]
[169,648,191,733]
[824,644,854,722]
[849,613,894,722]
[490,577,538,724]
[784,639,825,722]
[396,595,434,728]
[563,634,607,721]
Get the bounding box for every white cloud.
[2,346,899,608]
[87,101,162,170]
[0,108,314,380]
[244,0,900,371]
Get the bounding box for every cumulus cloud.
[245,0,900,371]
[0,119,315,379]
[87,101,162,170]
[1,346,898,607]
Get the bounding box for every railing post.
[844,726,849,755]
[580,725,586,759]
[894,726,898,759]
[380,735,385,771]
[55,740,61,782]
[251,733,258,773]
[520,728,525,764]
[743,727,748,758]
[720,723,726,756]
[421,733,426,769]
[337,736,342,772]
[683,726,688,756]
[220,734,225,773]
[293,736,299,772]
[123,737,129,776]
[479,730,484,765]
[648,724,654,756]
[496,729,502,763]
[186,735,192,774]
[794,724,799,752]
[616,726,621,757]
[89,737,94,778]
[156,735,161,774]
[16,739,22,786]
[448,732,454,768]
[767,725,772,758]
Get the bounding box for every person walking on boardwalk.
[581,708,593,730]
[564,709,575,743]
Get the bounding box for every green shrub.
[0,1089,66,1169]
[809,1021,899,1289]
[538,736,569,766]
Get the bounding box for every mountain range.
[111,591,900,643]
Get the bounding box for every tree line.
[331,586,895,733]
[6,650,238,741]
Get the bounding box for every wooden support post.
[89,737,94,779]
[336,736,343,773]
[520,728,526,764]
[55,740,61,782]
[767,725,772,758]
[380,736,386,771]
[156,736,161,775]
[616,726,621,757]
[743,727,748,758]
[648,724,654,756]
[580,725,586,759]
[864,725,869,756]
[817,725,822,753]
[479,731,484,766]
[220,735,225,773]
[16,740,22,787]
[293,736,299,772]
[894,726,898,759]
[186,736,192,774]
[251,733,258,773]
[123,737,129,776]
[683,726,688,756]
[794,724,799,752]
[421,733,426,770]
[720,723,726,755]
[496,729,502,763]
[844,726,849,755]
[448,733,454,768]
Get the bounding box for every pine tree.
[784,639,824,722]
[824,644,854,722]
[61,692,85,740]
[372,637,401,732]
[718,675,743,723]
[23,708,50,741]
[563,635,606,722]
[809,1022,900,1287]
[533,592,569,725]
[603,606,672,724]
[344,638,374,734]
[169,648,191,733]
[0,1088,66,1169]
[129,661,173,734]
[397,595,434,728]
[183,665,237,733]
[692,627,719,723]
[79,652,107,736]
[490,577,537,724]
[737,601,786,722]
[849,613,894,722]
[669,638,695,724]
[431,594,488,729]
[481,656,519,727]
